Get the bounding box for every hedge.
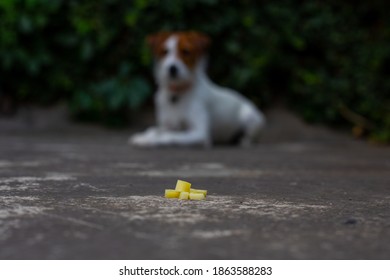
[0,0,389,142]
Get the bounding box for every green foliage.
[0,0,389,141]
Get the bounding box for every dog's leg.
[158,105,211,147]
[131,112,210,147]
[156,129,211,147]
[238,103,265,147]
[128,127,162,146]
[130,127,210,147]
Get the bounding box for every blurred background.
[0,0,389,143]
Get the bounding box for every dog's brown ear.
[187,31,211,53]
[146,32,171,54]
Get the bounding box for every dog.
[129,31,265,147]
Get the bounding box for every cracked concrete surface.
[0,107,389,259]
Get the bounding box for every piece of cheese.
[164,180,207,200]
[179,192,189,200]
[189,193,205,200]
[165,189,180,198]
[190,188,207,196]
[175,180,191,192]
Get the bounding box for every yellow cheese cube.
[164,180,207,201]
[165,189,180,198]
[190,188,207,196]
[179,192,189,200]
[189,193,205,200]
[175,180,191,192]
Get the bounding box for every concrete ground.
[0,106,389,259]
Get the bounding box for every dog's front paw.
[128,133,155,147]
[129,131,175,147]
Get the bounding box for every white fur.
[129,35,265,147]
[155,36,192,85]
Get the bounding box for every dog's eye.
[181,48,191,56]
[160,48,168,56]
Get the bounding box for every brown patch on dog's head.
[176,31,210,69]
[147,31,211,69]
[146,31,172,58]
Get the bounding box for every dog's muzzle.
[168,81,192,94]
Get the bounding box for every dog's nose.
[169,65,178,78]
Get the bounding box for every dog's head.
[147,31,210,93]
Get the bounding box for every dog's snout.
[169,65,178,78]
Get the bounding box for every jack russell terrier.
[129,31,265,147]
